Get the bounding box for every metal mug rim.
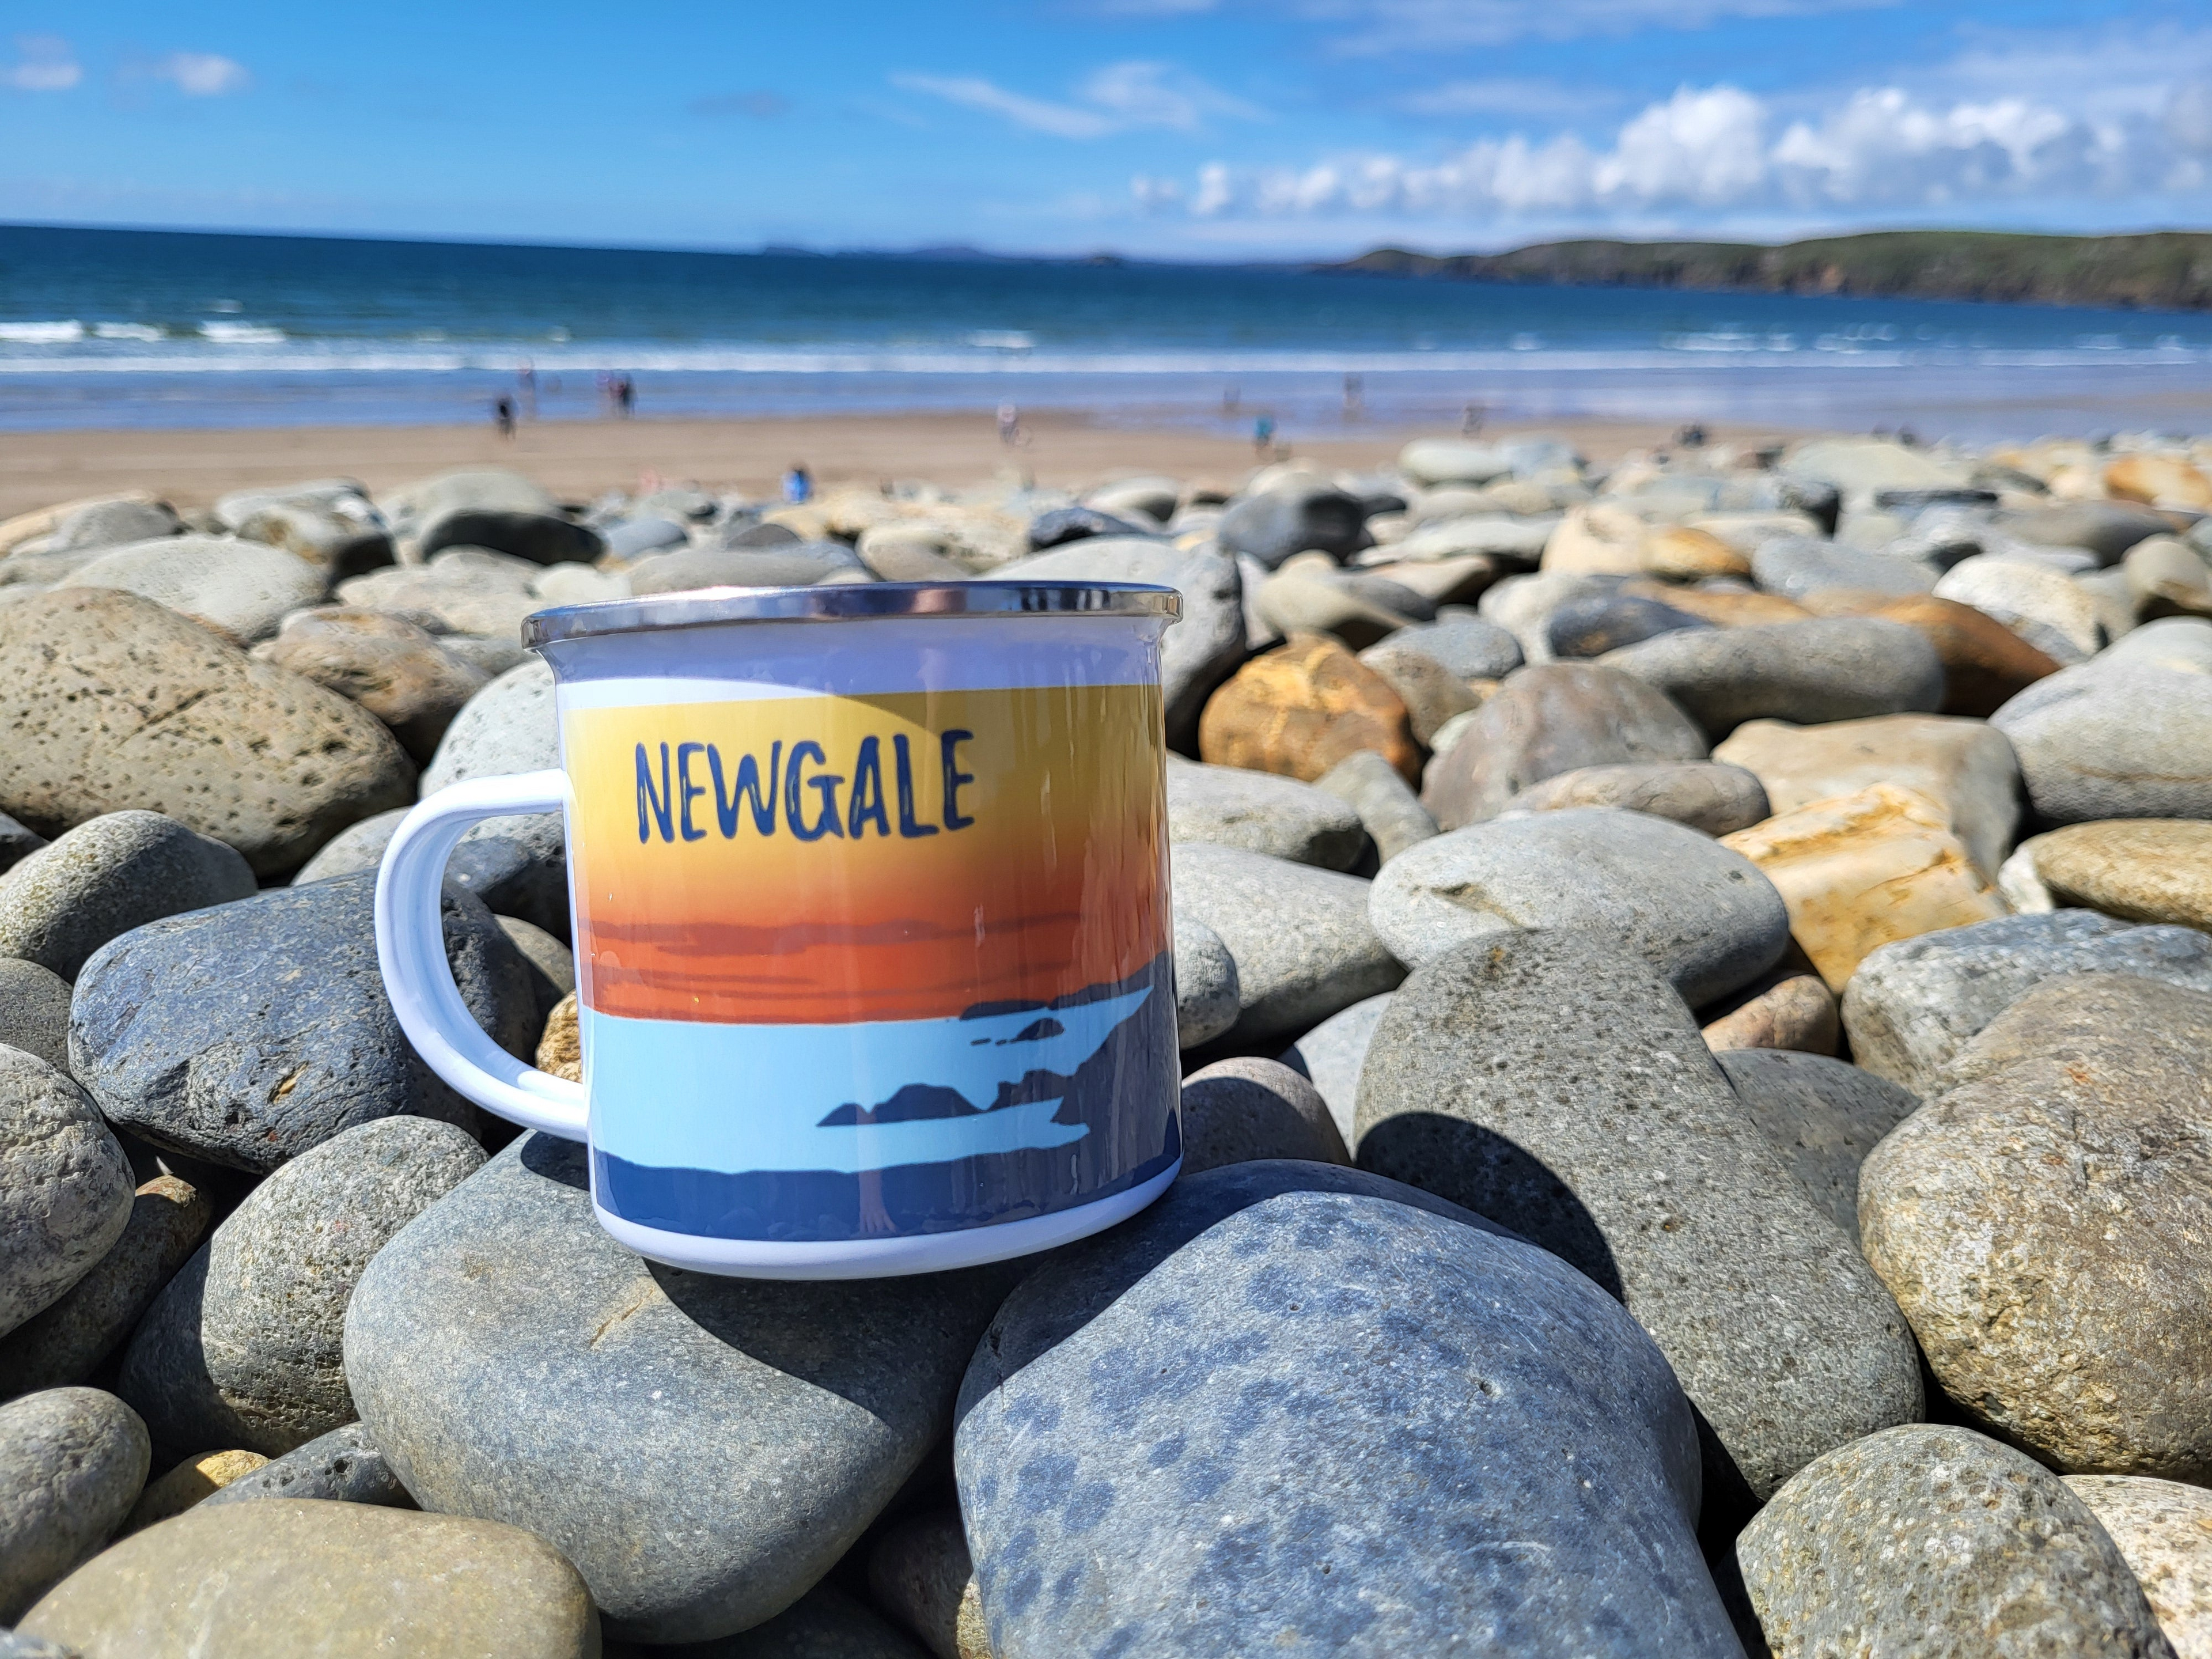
[522,579,1183,647]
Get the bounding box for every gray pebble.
[0,813,47,877]
[0,1051,134,1340]
[1217,482,1368,569]
[1357,930,1922,1517]
[1368,808,1789,1007]
[1164,755,1363,870]
[58,535,329,645]
[1380,613,1524,680]
[199,1422,412,1510]
[49,498,180,553]
[1313,748,1437,864]
[626,541,866,594]
[1715,1049,1918,1246]
[1171,912,1239,1051]
[0,1388,149,1622]
[1599,617,1946,737]
[1501,760,1770,838]
[1170,843,1403,1047]
[70,870,535,1173]
[0,963,71,1073]
[1749,535,1941,601]
[1991,660,2212,822]
[1278,991,1393,1154]
[1177,1056,1347,1173]
[0,812,256,980]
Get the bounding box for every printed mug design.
[563,680,1180,1244]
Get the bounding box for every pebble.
[2064,1476,2212,1658]
[1163,755,1364,869]
[1356,636,1478,741]
[1934,554,2106,657]
[1177,1056,1348,1173]
[2024,819,2212,931]
[1714,1048,1918,1245]
[1171,913,1240,1050]
[1839,909,2212,1096]
[1714,713,2021,879]
[1376,613,1523,679]
[1546,592,1711,657]
[1599,616,1946,737]
[1860,974,2212,1478]
[1737,1425,2171,1658]
[0,589,415,879]
[598,515,690,559]
[258,608,490,764]
[122,1450,271,1533]
[0,812,256,980]
[343,1131,1012,1645]
[1699,971,1839,1056]
[498,915,575,1022]
[1215,480,1368,568]
[1750,535,1940,601]
[336,553,541,639]
[1995,499,2174,562]
[534,992,581,1081]
[1721,783,2009,993]
[1991,659,2212,823]
[2124,537,2212,619]
[1356,930,1922,1517]
[1025,504,1157,548]
[955,1161,1737,1658]
[1312,748,1438,863]
[1277,990,1392,1153]
[1500,760,1770,837]
[1000,540,1245,749]
[1399,438,1516,486]
[625,540,867,593]
[1646,524,1752,580]
[48,498,180,552]
[866,1509,987,1659]
[1477,571,1623,662]
[1197,633,1419,785]
[0,1389,149,1623]
[1369,807,1789,1007]
[17,1499,599,1659]
[1540,502,1649,575]
[120,1115,486,1457]
[415,656,569,933]
[1253,562,1423,650]
[199,1421,412,1510]
[1419,662,1709,829]
[2107,453,2212,509]
[57,535,328,645]
[418,506,603,567]
[0,961,73,1071]
[1806,592,2063,717]
[1169,843,1404,1046]
[0,1051,135,1340]
[70,870,535,1173]
[0,1177,210,1401]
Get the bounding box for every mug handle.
[374,768,590,1142]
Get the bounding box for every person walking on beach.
[783,464,813,505]
[1253,414,1275,457]
[616,375,635,418]
[1461,401,1484,435]
[997,402,1026,447]
[493,396,516,440]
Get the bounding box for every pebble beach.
[2,421,2211,1656]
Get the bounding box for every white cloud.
[151,51,251,97]
[892,62,1260,139]
[1298,0,1897,52]
[1146,78,2210,225]
[2,35,79,92]
[1398,78,1598,119]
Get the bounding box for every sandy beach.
[0,409,1812,520]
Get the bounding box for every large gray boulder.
[1991,659,2212,823]
[1164,755,1363,869]
[344,1132,1013,1645]
[1217,482,1369,568]
[58,535,329,645]
[1598,618,1946,738]
[0,812,256,980]
[1357,931,1923,1518]
[955,1162,1741,1659]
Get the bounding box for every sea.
[2,222,2209,443]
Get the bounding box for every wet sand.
[0,408,1813,520]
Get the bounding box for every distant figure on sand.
[783,464,813,505]
[1461,401,1484,435]
[1343,374,1363,419]
[616,375,635,417]
[1253,414,1275,457]
[518,363,536,415]
[493,396,516,439]
[997,403,1026,447]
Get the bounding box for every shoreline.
[0,410,1812,518]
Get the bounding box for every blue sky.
[3,1,2210,257]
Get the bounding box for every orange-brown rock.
[1798,590,2059,717]
[2105,454,2212,510]
[1623,582,1811,628]
[1701,973,1840,1056]
[1645,526,1753,582]
[536,990,582,1082]
[1199,633,1421,784]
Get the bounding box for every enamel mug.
[374,580,1185,1279]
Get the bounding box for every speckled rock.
[0,1389,149,1622]
[1715,1050,1917,1246]
[535,991,581,1082]
[70,870,535,1173]
[1722,783,2009,994]
[1840,910,2212,1097]
[1369,808,1788,1006]
[1699,972,1839,1057]
[1991,660,2212,823]
[0,812,255,980]
[1599,617,1946,737]
[199,1422,411,1510]
[1737,1426,2171,1658]
[258,608,491,764]
[17,1499,599,1659]
[57,535,328,645]
[1171,912,1239,1051]
[1169,843,1403,1047]
[343,1132,1013,1645]
[1164,755,1363,869]
[955,1160,1740,1658]
[1198,633,1420,785]
[1177,1056,1348,1173]
[1312,748,1436,863]
[0,1051,134,1341]
[1500,761,1769,838]
[0,589,415,878]
[2025,819,2212,932]
[0,1177,210,1400]
[1861,974,2212,1478]
[867,1509,987,1659]
[1715,713,2020,881]
[0,961,72,1072]
[1357,931,1922,1515]
[2065,1476,2212,1659]
[120,1116,486,1457]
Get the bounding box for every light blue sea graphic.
[581,987,1153,1175]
